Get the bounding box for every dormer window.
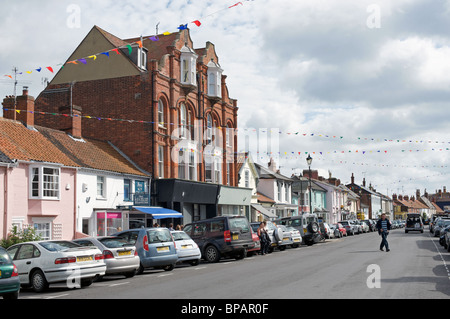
[180,43,198,86]
[207,59,223,98]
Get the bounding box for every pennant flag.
[149,36,159,41]
[192,20,201,27]
[36,67,42,72]
[126,44,132,55]
[78,59,87,64]
[88,55,97,60]
[229,2,243,8]
[101,52,110,57]
[4,75,12,79]
[67,61,78,65]
[177,24,188,30]
[46,67,54,73]
[163,31,171,36]
[136,41,143,48]
[111,48,120,55]
[26,71,32,74]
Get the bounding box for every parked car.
[287,226,302,247]
[357,220,369,233]
[276,213,321,246]
[445,229,450,252]
[362,219,376,232]
[405,213,424,233]
[277,225,294,250]
[433,218,450,237]
[6,240,106,293]
[0,247,20,299]
[333,223,347,237]
[114,227,178,274]
[184,216,254,263]
[170,230,201,265]
[329,224,342,238]
[434,219,450,237]
[319,222,333,239]
[339,220,357,236]
[73,236,140,278]
[439,225,450,248]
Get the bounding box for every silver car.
[73,236,140,278]
[170,230,201,266]
[286,226,302,247]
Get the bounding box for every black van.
[183,216,255,263]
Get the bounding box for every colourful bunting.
[192,20,201,27]
[149,36,159,41]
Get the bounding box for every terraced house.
[28,25,248,224]
[1,90,151,240]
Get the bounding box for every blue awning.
[132,206,183,219]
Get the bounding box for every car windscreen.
[171,231,191,241]
[229,218,250,233]
[286,219,302,227]
[340,221,349,225]
[0,249,13,265]
[39,241,81,252]
[98,237,132,248]
[147,229,172,243]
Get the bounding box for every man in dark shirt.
[376,213,391,252]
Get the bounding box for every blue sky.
[1,0,449,196]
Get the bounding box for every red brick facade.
[33,26,239,186]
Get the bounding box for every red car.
[334,223,347,237]
[247,228,261,256]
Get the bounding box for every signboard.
[134,193,150,206]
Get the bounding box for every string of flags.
[5,107,450,154]
[2,1,252,79]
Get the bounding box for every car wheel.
[204,245,220,263]
[235,249,246,260]
[308,222,319,233]
[274,228,284,242]
[136,263,145,275]
[163,264,174,271]
[30,269,49,293]
[305,240,314,246]
[279,245,286,251]
[3,291,19,299]
[81,278,94,287]
[190,259,200,266]
[125,270,136,278]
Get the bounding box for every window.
[245,170,249,188]
[158,145,164,178]
[206,114,212,143]
[30,166,60,199]
[158,99,164,126]
[16,244,41,260]
[277,182,282,202]
[180,44,198,86]
[180,103,187,138]
[97,176,105,198]
[124,179,131,201]
[178,150,186,179]
[34,222,51,240]
[178,150,197,181]
[207,59,222,97]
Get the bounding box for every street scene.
[1,0,450,304]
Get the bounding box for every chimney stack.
[3,87,35,127]
[351,173,355,184]
[362,178,366,187]
[59,105,82,138]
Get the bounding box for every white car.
[7,240,106,293]
[73,236,140,278]
[358,220,370,233]
[170,231,201,266]
[287,226,302,247]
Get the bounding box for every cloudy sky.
[1,0,449,197]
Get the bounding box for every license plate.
[157,247,169,252]
[232,234,238,241]
[0,270,2,277]
[77,256,93,262]
[294,238,300,242]
[118,250,132,256]
[283,237,289,241]
[181,244,192,249]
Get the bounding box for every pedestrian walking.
[376,213,391,252]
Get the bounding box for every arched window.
[158,99,164,126]
[207,59,222,98]
[180,103,187,138]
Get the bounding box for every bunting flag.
[2,0,255,79]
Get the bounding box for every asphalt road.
[19,228,450,300]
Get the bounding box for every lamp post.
[306,155,313,214]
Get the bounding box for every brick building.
[13,26,244,224]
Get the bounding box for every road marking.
[108,281,130,287]
[45,294,69,299]
[194,266,207,270]
[429,234,450,282]
[157,273,173,277]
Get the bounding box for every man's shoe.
[386,249,390,252]
[380,248,384,251]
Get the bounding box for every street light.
[306,155,313,214]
